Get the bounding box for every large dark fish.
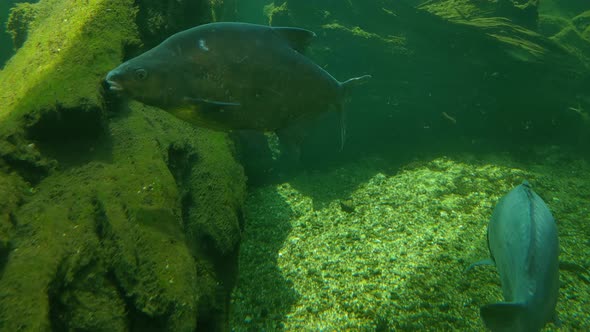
[105,22,370,144]
[468,181,560,332]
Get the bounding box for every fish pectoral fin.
[184,97,241,111]
[464,258,495,272]
[271,27,316,53]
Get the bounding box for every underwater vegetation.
[0,0,244,330]
[0,0,588,331]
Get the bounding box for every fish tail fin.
[480,302,527,331]
[337,75,371,151]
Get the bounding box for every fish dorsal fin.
[271,27,316,52]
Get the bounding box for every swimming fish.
[468,181,560,332]
[105,22,370,146]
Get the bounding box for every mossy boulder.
[0,0,245,331]
[5,2,38,50]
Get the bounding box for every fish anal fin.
[271,27,316,53]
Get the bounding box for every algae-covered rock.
[0,0,245,331]
[0,171,25,261]
[418,0,539,29]
[6,2,38,50]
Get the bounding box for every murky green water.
[1,1,589,331]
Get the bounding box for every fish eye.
[135,68,148,80]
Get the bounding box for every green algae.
[419,0,498,21]
[321,23,406,49]
[0,100,246,330]
[539,14,573,37]
[419,0,539,29]
[572,10,590,32]
[6,2,38,50]
[0,171,25,261]
[551,26,590,68]
[0,0,139,125]
[232,150,590,330]
[0,0,247,330]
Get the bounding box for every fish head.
[105,56,181,108]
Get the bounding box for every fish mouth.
[106,79,124,92]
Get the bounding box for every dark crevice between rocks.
[166,142,239,331]
[0,215,13,281]
[105,271,133,329]
[195,233,239,332]
[236,207,245,233]
[1,154,48,186]
[167,142,199,235]
[199,233,240,290]
[25,104,113,168]
[127,298,167,331]
[196,278,230,332]
[48,255,71,332]
[180,192,193,234]
[1,132,52,186]
[106,270,163,332]
[48,286,67,332]
[166,142,199,185]
[0,211,17,279]
[92,197,167,331]
[92,197,110,242]
[112,269,168,332]
[49,257,103,330]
